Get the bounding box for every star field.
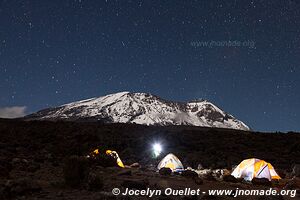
[0,0,299,131]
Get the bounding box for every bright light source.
[153,143,162,157]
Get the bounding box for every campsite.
[0,119,299,199]
[1,0,300,199]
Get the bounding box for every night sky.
[0,0,299,132]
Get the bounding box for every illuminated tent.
[89,149,125,168]
[157,153,184,172]
[231,158,281,181]
[106,150,125,168]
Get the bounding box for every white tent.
[157,153,184,172]
[231,158,281,181]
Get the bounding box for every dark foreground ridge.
[0,119,299,199]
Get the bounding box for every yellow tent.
[106,150,125,168]
[89,149,125,168]
[157,153,184,172]
[231,158,281,181]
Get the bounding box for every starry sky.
[0,0,299,132]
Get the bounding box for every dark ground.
[0,119,299,199]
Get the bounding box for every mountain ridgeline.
[25,92,250,131]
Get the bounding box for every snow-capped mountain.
[26,92,250,130]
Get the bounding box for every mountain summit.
[26,92,250,130]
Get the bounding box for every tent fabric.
[106,150,125,168]
[93,149,99,155]
[88,148,125,168]
[231,158,281,181]
[157,153,184,172]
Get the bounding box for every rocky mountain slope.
[26,92,250,130]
